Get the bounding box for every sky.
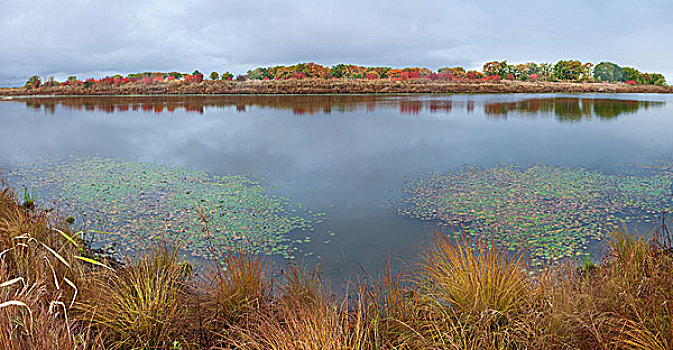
[1,0,672,86]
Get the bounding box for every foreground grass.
[1,185,672,349]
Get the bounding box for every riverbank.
[2,79,671,96]
[2,181,672,349]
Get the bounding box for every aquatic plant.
[10,157,320,260]
[397,164,673,262]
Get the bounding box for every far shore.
[1,79,671,96]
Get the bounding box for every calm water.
[1,94,671,281]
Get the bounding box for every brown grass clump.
[76,247,193,349]
[370,231,531,349]
[417,232,529,315]
[220,269,375,350]
[195,250,270,347]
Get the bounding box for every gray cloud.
[1,0,671,86]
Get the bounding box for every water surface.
[1,94,671,281]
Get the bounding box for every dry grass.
[75,247,193,349]
[2,182,673,349]
[221,277,375,350]
[0,187,103,349]
[417,232,530,315]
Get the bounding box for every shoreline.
[1,80,671,96]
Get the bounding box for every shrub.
[289,72,306,80]
[438,67,465,79]
[466,70,485,80]
[141,76,154,85]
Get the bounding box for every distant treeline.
[23,60,666,88]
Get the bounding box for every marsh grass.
[2,183,673,349]
[75,247,193,349]
[0,186,104,349]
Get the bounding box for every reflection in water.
[484,98,663,121]
[18,95,664,121]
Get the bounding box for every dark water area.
[1,94,672,284]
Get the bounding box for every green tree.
[209,72,220,80]
[636,73,667,86]
[553,60,583,81]
[651,73,667,86]
[539,63,553,80]
[330,64,348,78]
[622,67,641,82]
[192,70,202,76]
[593,62,624,82]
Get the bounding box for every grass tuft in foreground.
[1,183,673,349]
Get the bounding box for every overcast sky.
[1,0,672,86]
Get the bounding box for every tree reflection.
[19,95,663,121]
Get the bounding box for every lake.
[1,94,672,283]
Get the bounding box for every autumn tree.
[246,67,270,80]
[438,67,466,79]
[329,64,367,79]
[209,72,220,80]
[483,61,510,78]
[580,62,594,81]
[25,75,41,88]
[553,60,584,81]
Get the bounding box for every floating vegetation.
[10,157,320,260]
[397,164,673,263]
